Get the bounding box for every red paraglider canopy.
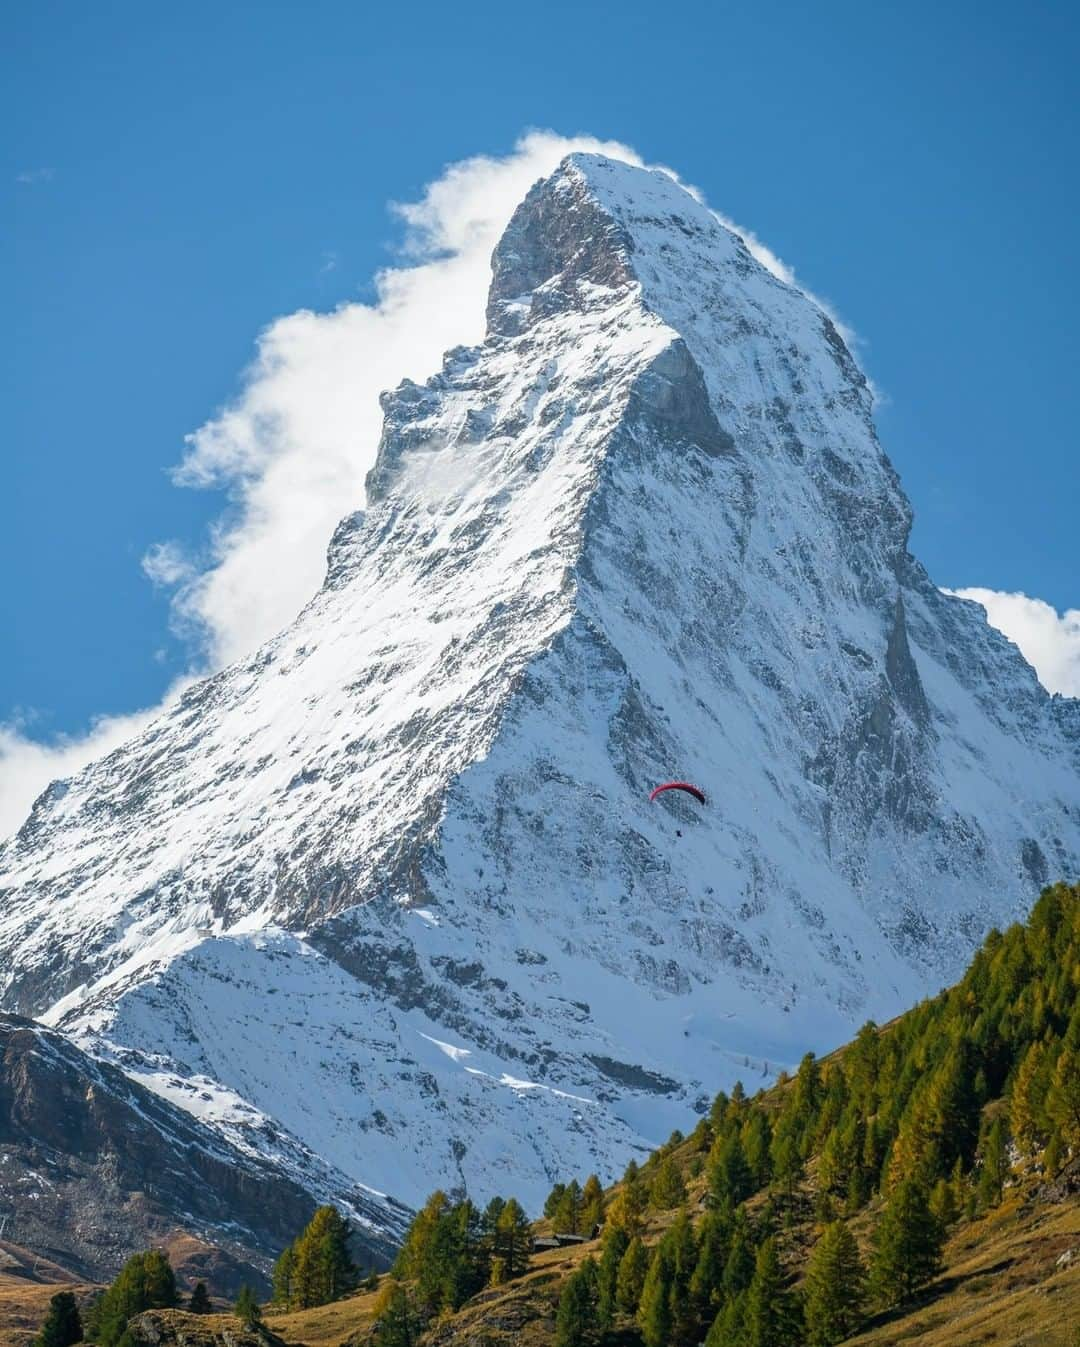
[650,781,706,806]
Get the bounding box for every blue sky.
[3,0,1077,820]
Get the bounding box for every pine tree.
[688,1207,729,1322]
[704,1291,746,1346]
[554,1259,597,1347]
[187,1282,212,1315]
[494,1198,532,1279]
[709,1131,754,1206]
[605,1167,646,1238]
[595,1227,628,1329]
[650,1154,687,1209]
[291,1206,358,1308]
[870,1178,944,1306]
[769,1128,804,1200]
[233,1286,261,1328]
[636,1247,674,1347]
[976,1118,1008,1209]
[272,1242,297,1306]
[544,1183,567,1219]
[1010,1041,1050,1156]
[1047,1046,1080,1149]
[580,1174,605,1232]
[552,1179,583,1234]
[722,1211,756,1299]
[615,1236,649,1315]
[32,1292,82,1347]
[928,1176,959,1229]
[371,1280,421,1347]
[85,1251,178,1347]
[803,1221,865,1346]
[744,1237,798,1347]
[742,1110,773,1188]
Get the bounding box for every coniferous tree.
[710,1131,754,1207]
[709,1091,731,1129]
[650,1153,687,1209]
[704,1290,747,1346]
[32,1292,82,1347]
[554,1258,597,1347]
[85,1251,178,1347]
[1043,1129,1065,1177]
[929,1176,960,1229]
[770,1128,804,1201]
[271,1242,296,1305]
[615,1236,649,1315]
[544,1183,567,1219]
[494,1199,532,1279]
[580,1174,605,1231]
[482,1195,507,1237]
[552,1179,583,1234]
[688,1207,730,1322]
[976,1118,1009,1209]
[605,1166,646,1238]
[803,1221,865,1346]
[870,1178,944,1306]
[637,1246,674,1347]
[290,1205,358,1308]
[233,1286,261,1328]
[595,1226,628,1329]
[742,1110,773,1188]
[1047,1046,1080,1149]
[187,1282,212,1315]
[659,1209,699,1347]
[370,1280,422,1347]
[1011,1044,1049,1157]
[744,1237,798,1347]
[793,1053,823,1143]
[722,1211,756,1300]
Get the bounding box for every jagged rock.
[0,1015,398,1285]
[125,1310,289,1347]
[0,155,1077,1236]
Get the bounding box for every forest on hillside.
[369,881,1080,1346]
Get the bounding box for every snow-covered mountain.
[2,155,1077,1238]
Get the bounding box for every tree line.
[32,1250,236,1347]
[369,1190,533,1345]
[548,880,1080,1345]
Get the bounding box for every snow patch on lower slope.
[55,902,867,1213]
[57,929,657,1210]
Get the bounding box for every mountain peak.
[486,154,743,340]
[2,151,1077,1235]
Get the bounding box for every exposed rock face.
[0,1016,399,1284]
[125,1311,287,1347]
[0,155,1077,1235]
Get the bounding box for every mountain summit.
[2,155,1077,1233]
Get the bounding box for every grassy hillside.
[251,1182,1078,1346]
[0,1242,96,1347]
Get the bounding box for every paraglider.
[649,781,706,806]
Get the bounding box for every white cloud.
[155,129,853,669]
[1,128,862,838]
[142,540,196,587]
[15,167,54,185]
[0,680,194,839]
[944,588,1080,697]
[156,130,652,667]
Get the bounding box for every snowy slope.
[1,155,1077,1229]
